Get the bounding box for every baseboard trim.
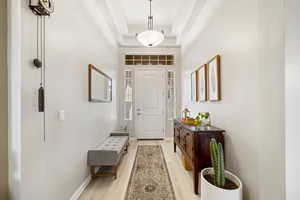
[70,175,91,200]
[164,137,173,141]
[129,137,137,141]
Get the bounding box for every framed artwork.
[191,71,198,102]
[197,64,208,102]
[207,55,221,101]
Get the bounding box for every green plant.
[197,112,209,119]
[210,138,225,188]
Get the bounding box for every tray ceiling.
[102,0,209,46]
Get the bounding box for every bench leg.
[90,166,96,179]
[113,165,118,179]
[124,143,129,153]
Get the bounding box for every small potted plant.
[200,139,243,200]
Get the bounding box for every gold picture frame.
[191,71,198,102]
[207,55,221,101]
[197,64,208,102]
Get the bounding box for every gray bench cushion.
[87,134,129,166]
[98,136,128,153]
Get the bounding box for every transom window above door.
[125,55,175,65]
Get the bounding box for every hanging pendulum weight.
[34,16,44,112]
[30,0,54,142]
[34,15,46,141]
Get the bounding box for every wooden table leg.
[124,143,129,153]
[193,168,199,194]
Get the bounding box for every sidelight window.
[167,71,176,120]
[124,70,133,120]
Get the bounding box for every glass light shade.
[136,30,164,47]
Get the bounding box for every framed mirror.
[88,64,112,103]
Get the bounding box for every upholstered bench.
[87,131,129,179]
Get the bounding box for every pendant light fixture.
[136,0,164,47]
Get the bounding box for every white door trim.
[8,0,22,199]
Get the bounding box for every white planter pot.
[201,168,243,200]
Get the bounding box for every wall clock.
[30,0,54,16]
[29,0,55,142]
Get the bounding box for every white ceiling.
[103,0,208,46]
[121,0,183,26]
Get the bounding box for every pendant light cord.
[148,0,153,30]
[150,0,152,16]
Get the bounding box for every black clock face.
[40,0,54,14]
[30,0,54,15]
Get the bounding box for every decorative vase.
[202,116,211,126]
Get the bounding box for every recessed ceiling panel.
[105,0,202,45]
[121,0,183,26]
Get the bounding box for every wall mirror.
[88,64,112,103]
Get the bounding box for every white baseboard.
[70,175,92,200]
[164,137,173,141]
[129,137,137,141]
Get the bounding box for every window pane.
[134,60,142,65]
[167,60,174,65]
[159,55,166,60]
[167,71,175,120]
[150,60,158,65]
[142,60,150,65]
[124,71,133,120]
[126,55,133,60]
[167,55,173,60]
[125,60,133,65]
[125,54,175,65]
[151,55,158,61]
[134,55,141,60]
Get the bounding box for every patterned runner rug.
[125,145,176,200]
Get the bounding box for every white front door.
[135,69,165,139]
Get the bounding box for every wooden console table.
[173,119,225,194]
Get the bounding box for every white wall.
[8,0,22,199]
[20,0,119,199]
[257,1,285,199]
[285,0,300,199]
[181,0,285,199]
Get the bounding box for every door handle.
[137,113,142,116]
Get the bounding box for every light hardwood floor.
[79,139,201,200]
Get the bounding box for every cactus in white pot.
[200,139,243,200]
[210,138,225,187]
